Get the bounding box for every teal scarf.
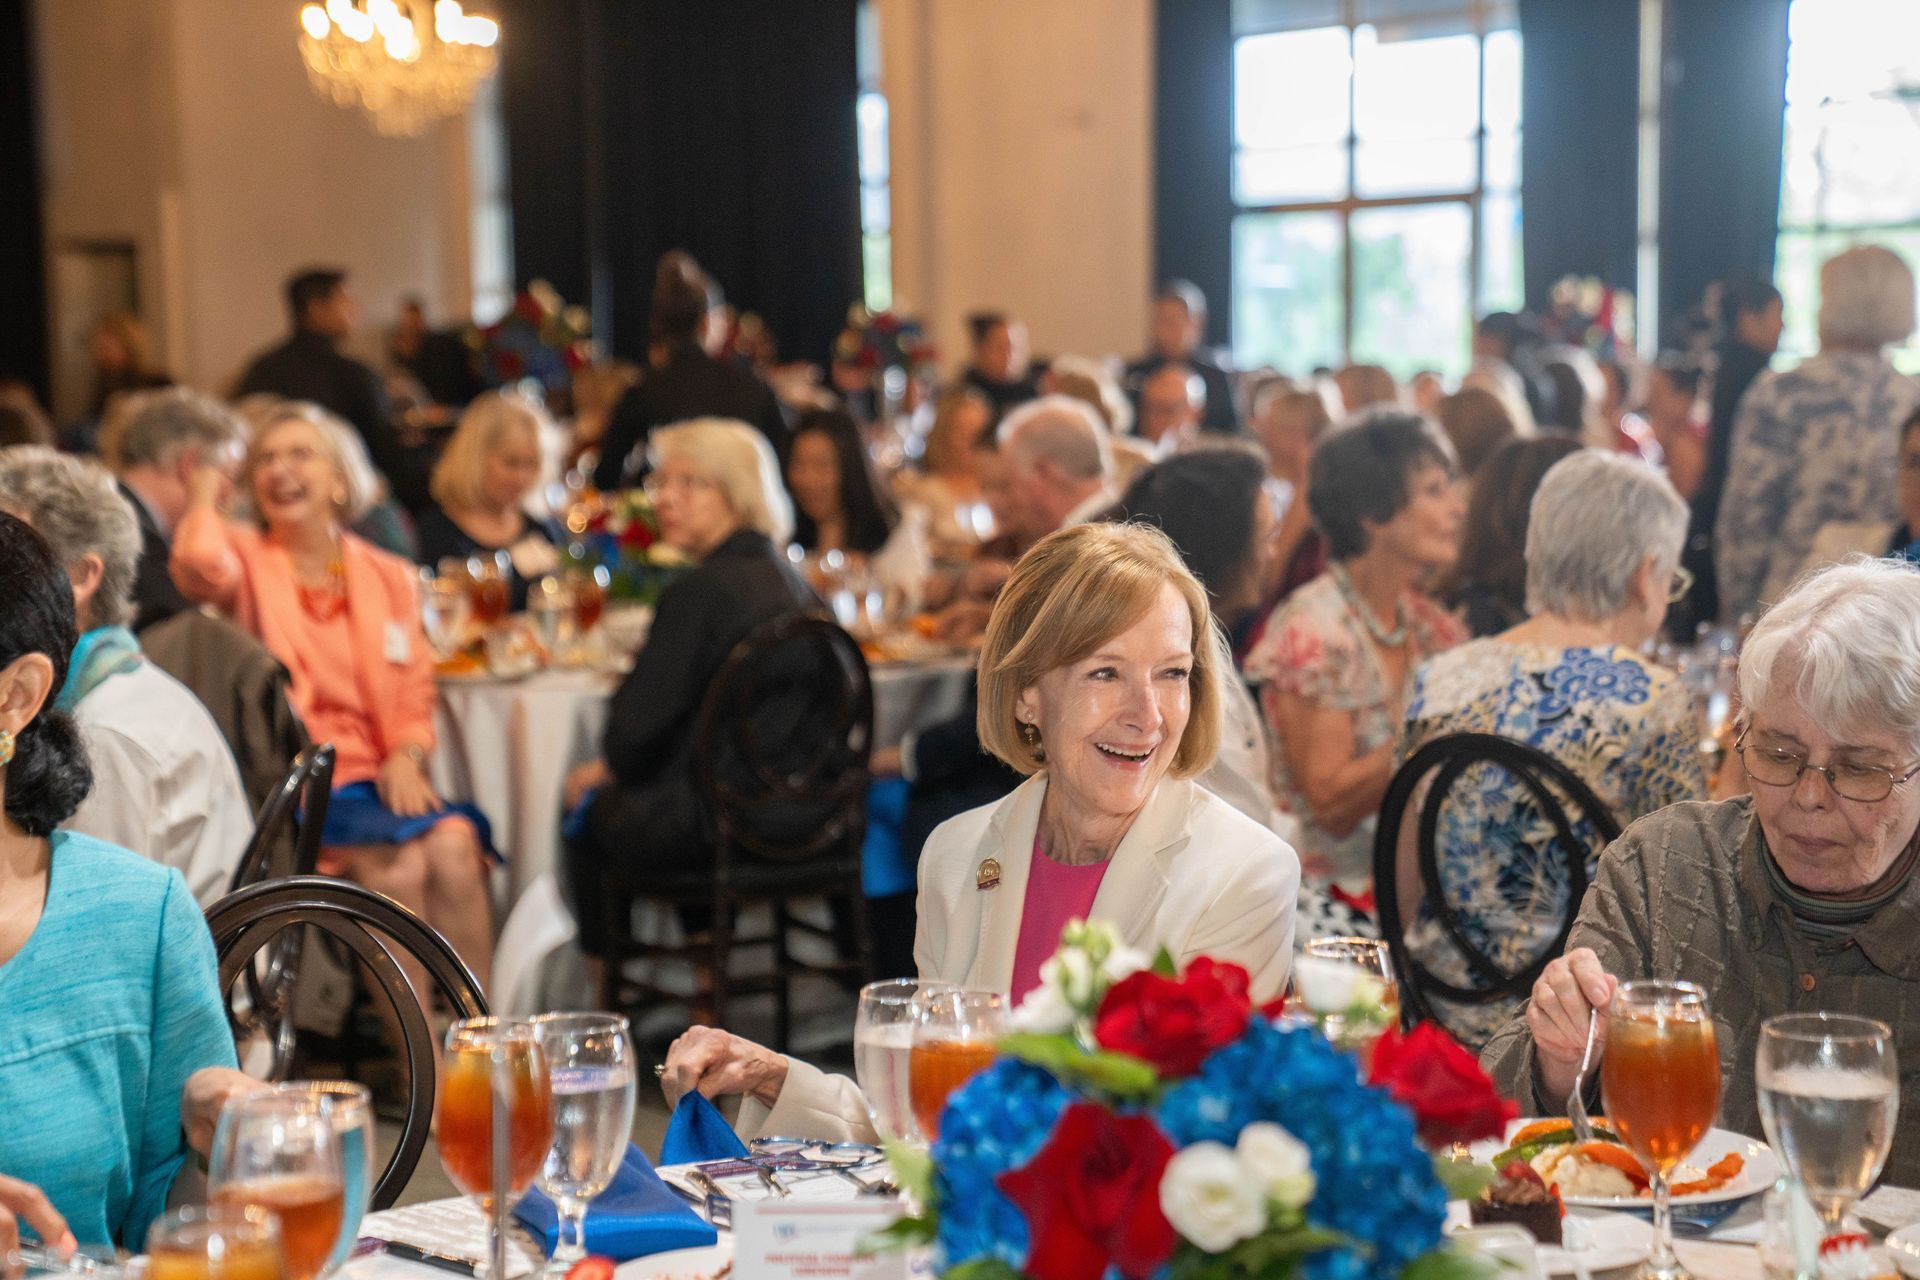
[57,626,144,713]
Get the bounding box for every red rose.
[1092,958,1253,1077]
[1366,1022,1517,1146]
[997,1103,1176,1280]
[618,518,654,551]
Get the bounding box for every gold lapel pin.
[976,857,1002,891]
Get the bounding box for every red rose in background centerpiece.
[1092,958,1253,1076]
[997,1103,1177,1280]
[1366,1022,1517,1146]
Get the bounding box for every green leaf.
[882,1139,935,1209]
[1432,1155,1498,1202]
[997,1032,1162,1098]
[946,1259,1029,1280]
[1166,1225,1349,1280]
[1401,1243,1500,1280]
[858,1213,937,1254]
[1151,945,1179,977]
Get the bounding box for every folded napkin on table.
[513,1144,716,1260]
[659,1091,751,1165]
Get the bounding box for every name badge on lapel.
[383,621,412,664]
[976,858,1001,891]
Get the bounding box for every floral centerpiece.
[474,279,595,398]
[833,303,938,381]
[563,488,688,606]
[1544,275,1635,360]
[882,923,1515,1280]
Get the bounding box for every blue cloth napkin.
[514,1144,716,1260]
[659,1092,751,1165]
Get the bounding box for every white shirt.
[67,660,253,907]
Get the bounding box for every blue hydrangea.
[931,1058,1075,1272]
[1157,1021,1449,1280]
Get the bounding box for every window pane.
[1483,27,1521,135]
[1235,143,1348,205]
[1785,0,1920,105]
[1233,0,1342,36]
[862,234,892,315]
[1479,191,1524,314]
[1779,97,1920,228]
[1483,127,1520,192]
[1232,212,1345,373]
[1355,138,1477,197]
[857,92,889,184]
[1351,202,1473,378]
[861,185,890,235]
[1353,24,1479,142]
[1235,28,1352,149]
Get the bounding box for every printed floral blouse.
[1246,573,1466,886]
[1399,640,1707,1047]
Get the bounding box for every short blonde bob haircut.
[977,521,1222,777]
[430,391,552,512]
[240,401,379,524]
[649,417,794,545]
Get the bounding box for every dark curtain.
[1152,0,1234,347]
[0,0,49,401]
[1658,0,1790,345]
[499,0,862,367]
[1518,0,1641,309]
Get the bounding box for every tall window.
[1775,0,1920,372]
[1230,0,1521,380]
[856,0,893,314]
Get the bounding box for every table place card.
[1860,1186,1920,1233]
[731,1199,930,1279]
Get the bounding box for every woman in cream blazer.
[664,523,1300,1142]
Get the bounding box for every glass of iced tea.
[272,1082,373,1274]
[207,1093,345,1280]
[468,551,512,630]
[145,1204,284,1280]
[566,564,611,662]
[908,989,1006,1144]
[1602,980,1721,1280]
[435,1018,556,1276]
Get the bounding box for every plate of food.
[1883,1222,1920,1279]
[1451,1172,1655,1275]
[1473,1118,1779,1208]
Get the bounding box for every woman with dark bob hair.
[1245,410,1467,935]
[1437,434,1585,637]
[0,511,252,1252]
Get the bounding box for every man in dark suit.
[108,388,247,631]
[238,267,430,511]
[1124,279,1240,433]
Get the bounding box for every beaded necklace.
[1330,562,1408,647]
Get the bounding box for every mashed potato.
[1531,1146,1639,1198]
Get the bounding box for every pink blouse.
[1008,836,1112,1002]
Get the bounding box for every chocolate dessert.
[1469,1161,1563,1245]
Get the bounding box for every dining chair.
[1370,732,1622,1034]
[205,876,489,1210]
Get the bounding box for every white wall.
[879,0,1155,374]
[35,0,477,410]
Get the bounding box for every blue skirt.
[321,781,500,861]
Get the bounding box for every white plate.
[1885,1223,1920,1279]
[1449,1206,1654,1275]
[1471,1122,1781,1209]
[615,1242,733,1280]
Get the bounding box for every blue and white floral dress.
[1398,641,1706,1048]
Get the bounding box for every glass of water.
[532,1012,638,1274]
[273,1080,374,1274]
[1756,1013,1899,1235]
[853,980,955,1146]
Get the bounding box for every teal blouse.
[0,831,237,1247]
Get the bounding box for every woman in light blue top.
[0,511,252,1252]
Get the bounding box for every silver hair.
[1818,244,1917,349]
[650,417,794,544]
[110,386,246,470]
[1738,556,1920,753]
[0,447,141,629]
[242,401,383,523]
[1524,449,1688,622]
[998,394,1113,482]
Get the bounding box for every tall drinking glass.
[908,989,1006,1143]
[532,1013,638,1277]
[436,1018,555,1278]
[1756,1013,1898,1237]
[854,980,957,1144]
[207,1093,345,1280]
[1300,936,1402,1046]
[1602,980,1721,1280]
[273,1081,373,1274]
[144,1205,284,1280]
[468,552,511,630]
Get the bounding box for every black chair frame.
[1371,732,1622,1027]
[206,876,489,1211]
[602,612,876,1050]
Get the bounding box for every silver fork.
[1568,1006,1600,1144]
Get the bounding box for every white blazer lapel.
[962,772,1048,994]
[1087,779,1194,955]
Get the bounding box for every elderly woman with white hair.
[1398,450,1707,1048]
[560,418,824,959]
[172,400,495,986]
[0,448,251,906]
[1715,244,1920,623]
[1482,555,1920,1183]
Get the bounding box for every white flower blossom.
[1160,1143,1268,1253]
[1292,955,1385,1015]
[1009,978,1076,1034]
[1043,947,1099,1009]
[1236,1123,1316,1210]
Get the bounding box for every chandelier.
[297,0,500,138]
